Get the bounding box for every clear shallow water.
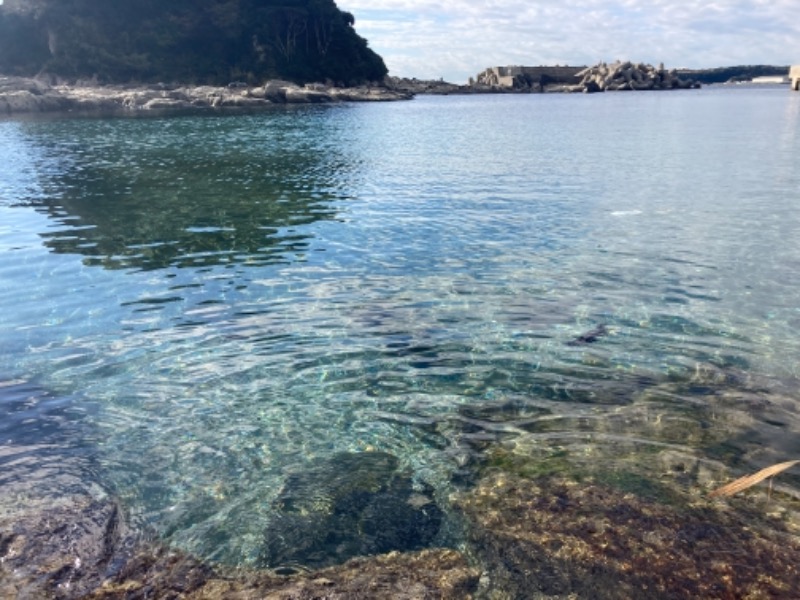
[2,87,800,566]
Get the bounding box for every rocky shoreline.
[0,77,413,116]
[1,61,704,115]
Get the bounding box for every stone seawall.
[473,65,585,88]
[471,62,698,93]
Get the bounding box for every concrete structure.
[751,76,789,84]
[474,66,585,88]
[791,66,800,91]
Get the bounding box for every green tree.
[0,0,387,84]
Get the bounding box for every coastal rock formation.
[0,77,412,115]
[385,76,473,95]
[568,61,700,93]
[456,473,800,599]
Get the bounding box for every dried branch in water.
[709,460,800,498]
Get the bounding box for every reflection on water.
[1,90,800,578]
[12,110,352,270]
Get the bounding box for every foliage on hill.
[0,0,387,85]
[676,65,789,84]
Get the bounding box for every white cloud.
[339,0,800,82]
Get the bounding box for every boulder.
[582,80,602,94]
[332,86,414,101]
[283,87,333,103]
[260,451,444,569]
[143,97,192,110]
[573,61,699,93]
[261,80,298,103]
[0,90,68,113]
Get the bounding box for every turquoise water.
[2,88,800,566]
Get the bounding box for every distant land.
[675,65,790,84]
[388,64,793,95]
[2,61,794,115]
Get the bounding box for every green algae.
[592,469,684,505]
[482,445,685,507]
[483,447,576,481]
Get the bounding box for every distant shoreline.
[2,63,793,117]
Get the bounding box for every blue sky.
[338,0,800,83]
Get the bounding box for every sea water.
[1,87,800,566]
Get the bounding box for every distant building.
[791,66,800,91]
[751,76,789,84]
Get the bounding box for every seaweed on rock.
[455,473,800,599]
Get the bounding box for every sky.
[338,0,800,83]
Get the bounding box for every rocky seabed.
[4,366,800,598]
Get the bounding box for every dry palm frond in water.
[709,460,800,498]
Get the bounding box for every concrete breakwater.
[0,77,412,115]
[472,65,586,90]
[471,61,699,93]
[572,61,700,92]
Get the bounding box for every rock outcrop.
[0,77,413,115]
[384,76,472,95]
[566,61,700,93]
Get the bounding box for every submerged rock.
[456,472,800,599]
[0,382,471,598]
[260,451,444,569]
[0,445,137,599]
[6,363,799,598]
[567,323,609,346]
[0,380,148,599]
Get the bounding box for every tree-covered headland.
[0,0,388,85]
